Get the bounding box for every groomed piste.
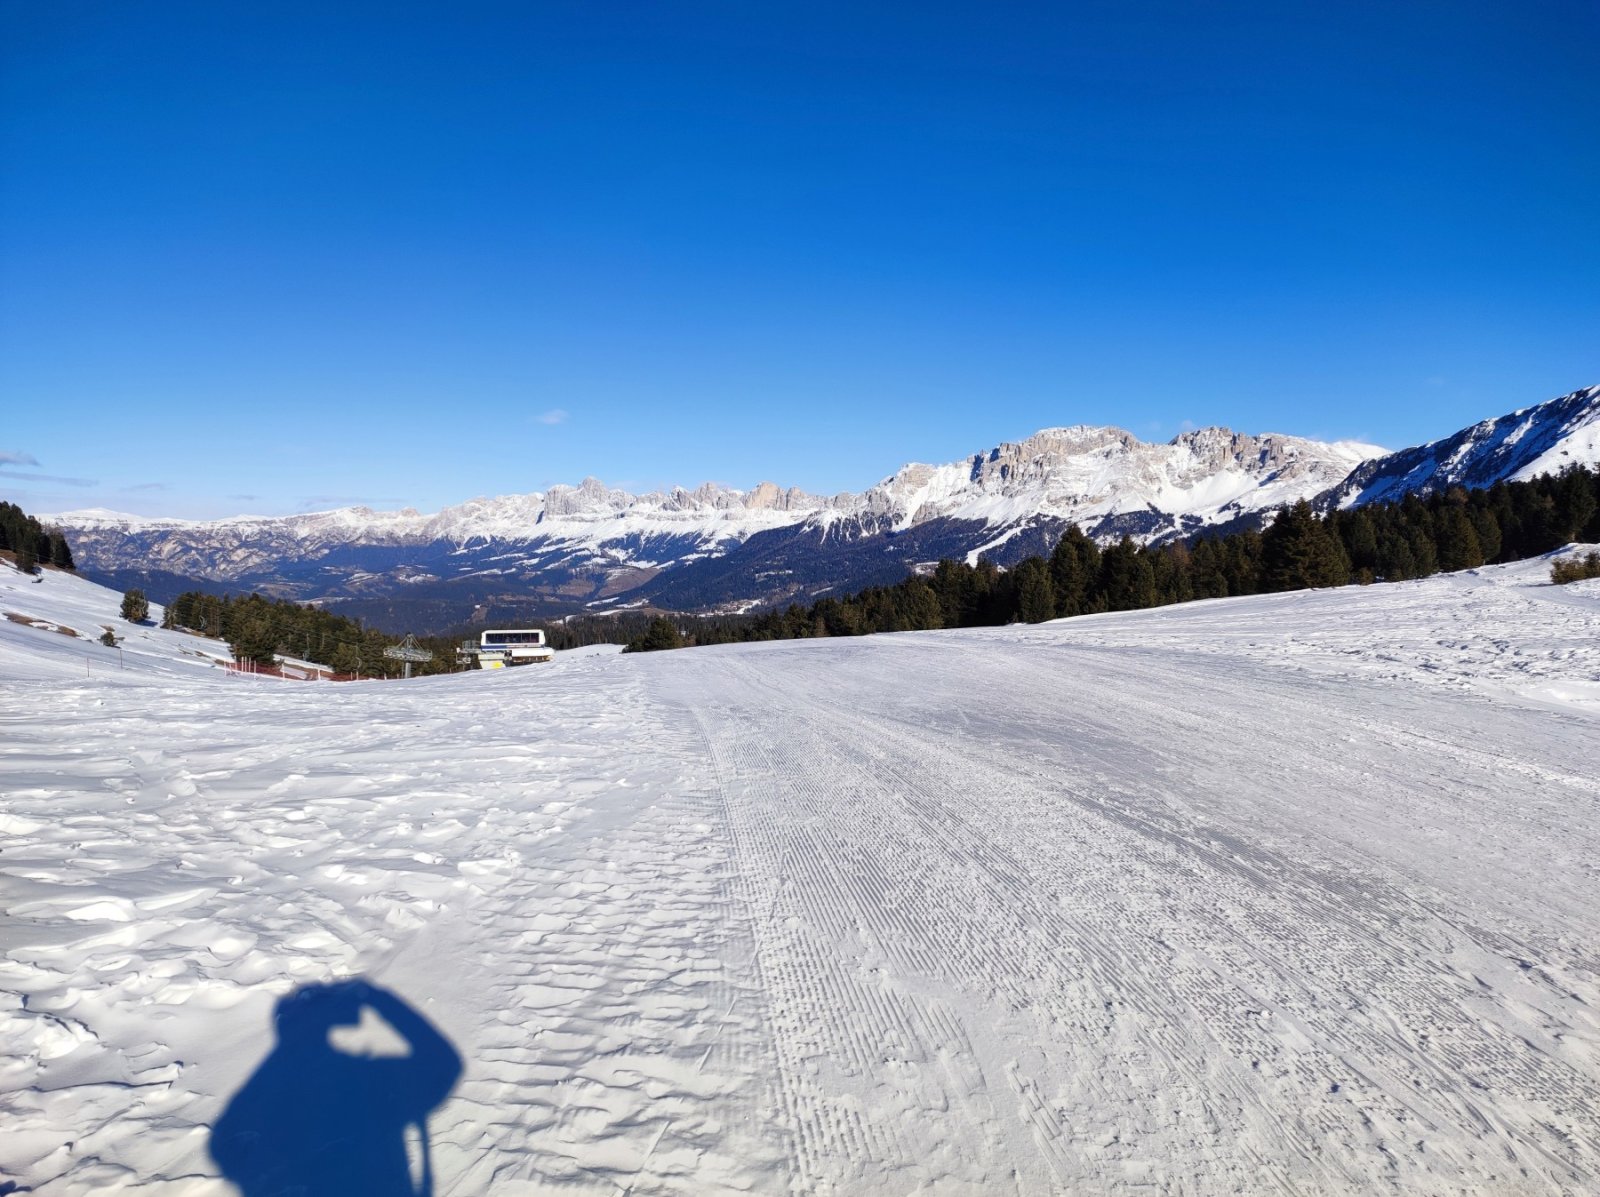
[2,555,1598,1194]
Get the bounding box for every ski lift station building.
[457,628,554,669]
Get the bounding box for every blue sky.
[2,2,1596,518]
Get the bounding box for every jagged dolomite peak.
[55,421,1377,555]
[858,425,1382,535]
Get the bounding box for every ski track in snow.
[1,557,1598,1194]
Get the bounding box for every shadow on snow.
[210,979,461,1197]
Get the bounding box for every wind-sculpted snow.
[2,556,1598,1193]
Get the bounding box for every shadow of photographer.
[210,979,461,1197]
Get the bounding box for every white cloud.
[0,450,41,467]
[536,409,570,426]
[0,470,97,486]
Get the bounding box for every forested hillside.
[160,590,464,676]
[158,592,708,673]
[101,464,1600,664]
[635,465,1599,648]
[0,500,75,573]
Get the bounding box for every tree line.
[0,500,76,573]
[160,590,729,672]
[628,464,1600,649]
[161,589,467,676]
[111,463,1600,665]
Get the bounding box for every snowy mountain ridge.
[47,385,1599,625]
[856,424,1382,535]
[1323,383,1600,509]
[57,424,1380,555]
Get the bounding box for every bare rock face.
[743,481,784,510]
[856,423,1376,533]
[542,477,632,518]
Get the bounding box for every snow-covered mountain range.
[51,385,1600,629]
[55,427,1378,620]
[1320,383,1600,509]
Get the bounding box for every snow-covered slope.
[1322,384,1600,508]
[0,561,234,682]
[3,554,1599,1194]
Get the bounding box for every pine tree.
[1469,505,1502,562]
[970,558,1004,624]
[1406,524,1438,577]
[895,579,943,631]
[626,616,684,653]
[1014,557,1056,623]
[232,620,278,667]
[1150,542,1193,605]
[1262,501,1350,590]
[1049,525,1100,616]
[1222,529,1264,595]
[1553,465,1598,542]
[50,533,75,570]
[813,597,864,637]
[360,630,389,676]
[1435,506,1484,572]
[1337,509,1379,578]
[1188,537,1230,598]
[1376,530,1417,580]
[1098,537,1157,610]
[929,559,972,627]
[121,589,150,623]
